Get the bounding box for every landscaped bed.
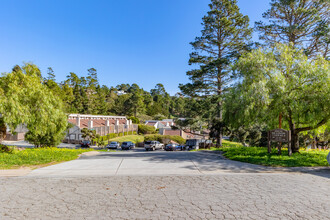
[207,141,329,167]
[0,146,93,169]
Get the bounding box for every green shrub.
[144,134,185,144]
[127,116,140,124]
[108,133,118,139]
[138,124,157,135]
[0,144,13,153]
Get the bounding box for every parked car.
[81,140,91,148]
[185,139,202,150]
[106,141,120,149]
[121,141,135,150]
[144,141,164,151]
[164,143,183,151]
[176,145,185,151]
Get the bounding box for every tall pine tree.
[180,0,252,146]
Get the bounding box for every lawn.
[107,135,144,144]
[219,145,329,167]
[0,147,92,169]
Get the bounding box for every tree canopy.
[256,0,330,59]
[232,43,329,151]
[0,64,68,147]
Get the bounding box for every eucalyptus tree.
[235,44,330,152]
[180,0,252,146]
[256,0,330,59]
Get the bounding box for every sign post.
[268,129,292,156]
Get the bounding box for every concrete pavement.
[27,149,330,177]
[2,149,330,219]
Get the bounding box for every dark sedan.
[165,143,183,151]
[80,140,91,148]
[121,141,135,150]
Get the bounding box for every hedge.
[138,124,157,135]
[93,131,138,143]
[144,134,186,145]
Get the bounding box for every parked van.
[185,139,202,150]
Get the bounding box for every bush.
[0,144,13,153]
[138,124,157,135]
[144,134,185,145]
[107,133,118,139]
[127,116,140,124]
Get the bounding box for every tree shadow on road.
[80,150,330,178]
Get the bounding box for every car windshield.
[110,142,117,144]
[145,141,152,144]
[122,142,128,145]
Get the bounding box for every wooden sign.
[269,129,290,142]
[268,129,292,156]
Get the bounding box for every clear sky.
[0,0,270,95]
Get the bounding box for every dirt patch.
[79,151,100,157]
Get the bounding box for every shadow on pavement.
[79,149,330,177]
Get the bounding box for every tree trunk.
[217,73,223,147]
[0,120,6,143]
[218,106,223,147]
[288,112,299,153]
[291,130,299,153]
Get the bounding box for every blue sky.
[0,0,270,95]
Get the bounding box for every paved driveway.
[27,149,310,177]
[2,149,330,219]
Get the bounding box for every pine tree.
[180,0,252,146]
[46,67,56,81]
[256,0,330,59]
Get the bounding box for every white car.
[106,141,120,149]
[144,141,164,151]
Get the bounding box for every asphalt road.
[1,149,330,219]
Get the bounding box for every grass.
[106,135,144,144]
[208,140,329,167]
[0,147,93,169]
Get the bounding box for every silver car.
[144,141,164,151]
[106,141,120,149]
